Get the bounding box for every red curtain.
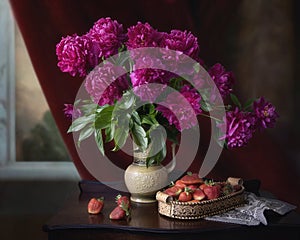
[9,0,299,206]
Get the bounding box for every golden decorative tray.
[156,178,245,219]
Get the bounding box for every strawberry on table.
[109,206,126,220]
[110,194,131,220]
[87,197,104,214]
[116,194,131,208]
[109,202,130,220]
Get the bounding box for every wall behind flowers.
[9,0,300,206]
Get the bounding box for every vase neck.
[133,147,149,166]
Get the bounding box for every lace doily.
[205,192,296,226]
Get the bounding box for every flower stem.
[200,113,222,122]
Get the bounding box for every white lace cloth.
[205,192,296,226]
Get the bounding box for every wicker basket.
[156,177,245,219]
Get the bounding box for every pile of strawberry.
[87,194,131,220]
[164,172,242,202]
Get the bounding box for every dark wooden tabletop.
[43,181,300,240]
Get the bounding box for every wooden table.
[43,181,300,240]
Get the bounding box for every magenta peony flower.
[85,62,129,106]
[126,22,162,49]
[160,30,199,59]
[180,85,202,114]
[63,104,81,119]
[218,108,256,148]
[88,17,126,59]
[208,63,234,99]
[56,34,91,77]
[130,68,170,102]
[156,89,200,131]
[252,97,279,130]
[133,55,165,70]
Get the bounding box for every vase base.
[130,195,157,203]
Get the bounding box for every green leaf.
[80,101,98,115]
[149,104,155,114]
[78,125,94,146]
[141,114,158,126]
[113,127,129,151]
[141,116,154,125]
[104,124,115,143]
[165,127,179,145]
[193,62,200,73]
[230,93,242,109]
[95,104,109,113]
[243,98,255,111]
[169,77,184,90]
[132,123,148,150]
[147,145,166,167]
[117,91,135,110]
[200,99,212,112]
[94,129,104,155]
[67,114,96,133]
[73,99,81,106]
[95,105,114,129]
[147,125,167,165]
[131,110,141,125]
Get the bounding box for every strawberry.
[164,186,182,197]
[109,206,126,220]
[175,180,186,190]
[109,198,130,220]
[193,189,206,201]
[186,184,198,192]
[199,183,208,191]
[203,185,220,200]
[178,188,193,202]
[116,194,131,208]
[180,172,203,185]
[87,197,104,214]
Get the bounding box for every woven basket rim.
[166,186,244,206]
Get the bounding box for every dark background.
[1,0,299,239]
[9,0,300,205]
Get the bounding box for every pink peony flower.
[208,63,235,99]
[56,34,91,77]
[88,17,126,59]
[180,85,202,114]
[156,88,200,131]
[218,108,256,148]
[160,30,199,59]
[63,104,81,119]
[126,22,162,49]
[252,97,279,130]
[85,62,129,106]
[130,68,170,102]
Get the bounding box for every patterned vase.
[124,146,170,203]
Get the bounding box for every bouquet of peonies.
[57,17,278,165]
